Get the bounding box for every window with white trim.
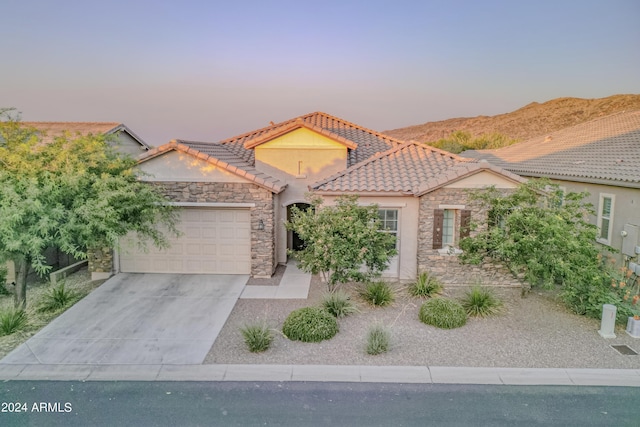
[596,193,615,245]
[378,209,398,249]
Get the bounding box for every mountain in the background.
[384,94,640,143]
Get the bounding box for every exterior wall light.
[258,219,265,231]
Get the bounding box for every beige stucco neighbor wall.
[110,132,147,157]
[157,181,276,277]
[418,187,521,287]
[549,180,640,265]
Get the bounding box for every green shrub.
[240,323,274,353]
[38,282,79,313]
[419,298,467,329]
[321,290,358,318]
[359,281,394,306]
[0,308,27,336]
[282,307,339,343]
[461,285,503,317]
[409,271,443,298]
[366,324,391,355]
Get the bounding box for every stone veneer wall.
[418,187,521,287]
[87,247,113,275]
[157,181,276,278]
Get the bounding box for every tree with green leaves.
[429,130,518,154]
[286,195,397,290]
[0,109,178,308]
[460,179,639,322]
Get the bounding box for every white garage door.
[119,208,251,274]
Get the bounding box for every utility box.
[622,224,639,257]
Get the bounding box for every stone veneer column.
[87,247,113,281]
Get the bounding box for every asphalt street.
[1,381,639,426]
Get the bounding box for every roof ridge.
[311,111,407,146]
[410,139,476,162]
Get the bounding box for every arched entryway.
[286,202,312,251]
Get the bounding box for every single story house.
[462,110,640,266]
[116,112,525,284]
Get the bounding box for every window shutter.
[433,209,444,249]
[460,209,472,239]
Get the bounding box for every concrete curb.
[1,364,639,386]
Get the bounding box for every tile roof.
[311,141,525,195]
[21,122,150,149]
[218,112,403,167]
[138,140,286,193]
[461,110,640,188]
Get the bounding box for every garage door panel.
[120,208,251,274]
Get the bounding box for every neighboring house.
[21,122,151,156]
[117,112,525,284]
[462,110,640,265]
[3,122,151,285]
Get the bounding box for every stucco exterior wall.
[549,180,640,264]
[110,132,147,157]
[255,128,348,177]
[154,181,276,277]
[138,151,250,183]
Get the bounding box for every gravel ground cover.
[0,267,104,359]
[206,274,640,369]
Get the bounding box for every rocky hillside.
[384,94,640,143]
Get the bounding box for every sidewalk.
[240,260,311,299]
[1,363,639,386]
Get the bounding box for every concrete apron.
[0,273,247,365]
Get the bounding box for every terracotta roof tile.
[219,112,403,167]
[310,141,524,195]
[462,110,640,188]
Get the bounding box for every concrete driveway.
[0,273,247,365]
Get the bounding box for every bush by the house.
[240,323,274,353]
[321,290,358,318]
[460,285,503,317]
[282,307,339,343]
[408,271,443,298]
[459,179,640,323]
[286,195,397,290]
[419,298,467,329]
[0,308,27,336]
[37,282,80,313]
[359,281,394,306]
[366,324,391,355]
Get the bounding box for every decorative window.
[442,209,455,246]
[596,194,615,245]
[433,209,471,249]
[378,209,398,249]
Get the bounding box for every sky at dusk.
[2,0,639,146]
